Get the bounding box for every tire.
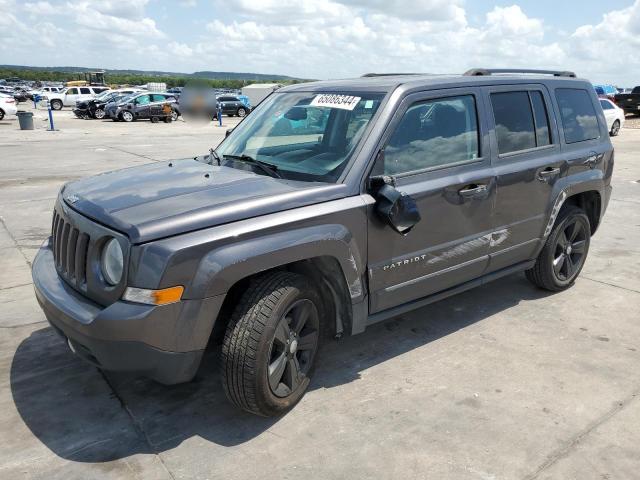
[120,111,134,122]
[170,110,179,122]
[94,108,105,120]
[0,109,4,120]
[50,99,62,111]
[151,116,159,123]
[526,205,591,291]
[610,119,620,136]
[237,107,246,117]
[222,271,323,416]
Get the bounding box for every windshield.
[95,91,113,101]
[216,91,384,182]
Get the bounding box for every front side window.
[67,88,78,95]
[136,95,151,105]
[382,95,479,175]
[216,92,384,181]
[556,88,600,144]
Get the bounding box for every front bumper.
[32,239,225,384]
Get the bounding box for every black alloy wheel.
[526,205,591,291]
[551,216,588,282]
[268,299,320,398]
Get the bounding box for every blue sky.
[2,0,639,85]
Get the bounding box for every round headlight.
[101,238,123,285]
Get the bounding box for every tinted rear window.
[491,91,536,154]
[555,88,599,144]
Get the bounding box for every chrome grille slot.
[51,208,91,289]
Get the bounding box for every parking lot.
[1,105,639,479]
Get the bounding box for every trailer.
[241,83,281,108]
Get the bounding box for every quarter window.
[383,95,479,175]
[555,88,600,144]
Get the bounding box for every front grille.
[52,209,90,289]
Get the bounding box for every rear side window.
[530,91,551,147]
[599,99,614,110]
[491,90,551,154]
[555,88,599,144]
[80,88,91,94]
[383,94,479,175]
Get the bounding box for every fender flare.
[542,173,605,239]
[186,224,365,302]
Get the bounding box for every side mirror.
[371,177,421,235]
[225,128,234,138]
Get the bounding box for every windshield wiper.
[223,154,282,178]
[208,148,221,166]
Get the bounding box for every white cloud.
[168,41,194,57]
[3,1,640,86]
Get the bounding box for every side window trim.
[372,88,488,180]
[483,84,558,160]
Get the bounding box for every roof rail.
[463,68,576,78]
[361,73,422,77]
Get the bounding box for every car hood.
[62,158,349,243]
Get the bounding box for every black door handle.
[458,184,488,198]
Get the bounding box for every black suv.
[217,95,250,117]
[33,69,613,416]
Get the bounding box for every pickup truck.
[614,86,640,115]
[43,86,110,110]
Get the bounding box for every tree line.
[0,68,306,88]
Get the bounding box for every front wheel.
[526,205,591,291]
[222,271,322,416]
[120,111,134,122]
[94,108,105,119]
[0,109,4,120]
[170,110,179,122]
[237,107,246,117]
[610,119,620,136]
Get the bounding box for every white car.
[0,93,18,120]
[43,86,110,110]
[599,98,624,136]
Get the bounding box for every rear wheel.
[526,205,591,291]
[50,99,62,111]
[171,110,179,122]
[610,119,620,136]
[0,109,4,120]
[237,107,246,117]
[222,271,322,416]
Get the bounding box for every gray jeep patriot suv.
[33,68,614,416]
